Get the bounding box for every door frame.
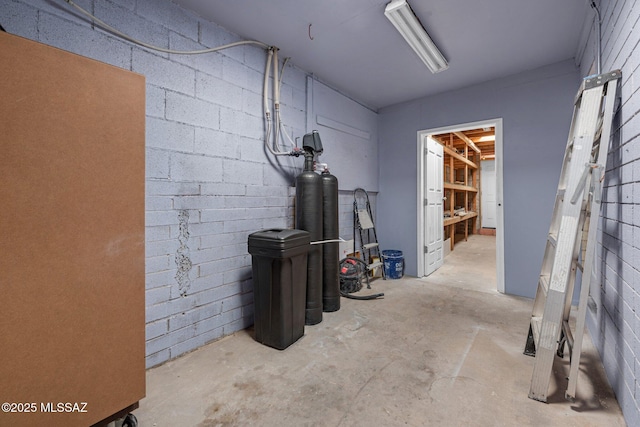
[416,118,505,293]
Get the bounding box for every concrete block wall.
[576,1,640,425]
[3,0,370,368]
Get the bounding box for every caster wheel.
[122,413,138,427]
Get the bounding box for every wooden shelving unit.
[439,133,480,251]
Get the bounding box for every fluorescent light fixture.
[384,0,448,73]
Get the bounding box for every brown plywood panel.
[0,32,145,426]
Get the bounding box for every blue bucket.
[382,250,404,279]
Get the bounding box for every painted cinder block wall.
[2,0,378,368]
[577,1,640,425]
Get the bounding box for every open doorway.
[416,119,505,293]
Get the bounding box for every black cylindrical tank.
[321,169,340,312]
[295,155,323,325]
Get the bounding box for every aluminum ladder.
[524,70,621,402]
[353,188,385,280]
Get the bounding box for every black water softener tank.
[295,131,323,325]
[321,166,340,312]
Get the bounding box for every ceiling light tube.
[384,0,448,73]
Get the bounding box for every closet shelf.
[444,182,478,192]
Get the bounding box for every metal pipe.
[590,1,602,75]
[62,0,269,53]
[263,49,275,154]
[262,47,293,156]
[273,48,281,152]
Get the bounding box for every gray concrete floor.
[134,235,626,426]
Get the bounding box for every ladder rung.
[368,261,383,270]
[531,316,543,348]
[363,243,379,250]
[576,261,583,272]
[548,233,557,247]
[357,209,374,229]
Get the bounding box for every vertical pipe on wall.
[273,48,281,150]
[590,1,602,75]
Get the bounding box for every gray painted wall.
[377,59,581,298]
[3,0,378,368]
[577,1,640,425]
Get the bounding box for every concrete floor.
[135,235,626,426]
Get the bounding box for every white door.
[424,136,444,276]
[481,160,497,228]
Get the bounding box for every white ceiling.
[172,0,590,109]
